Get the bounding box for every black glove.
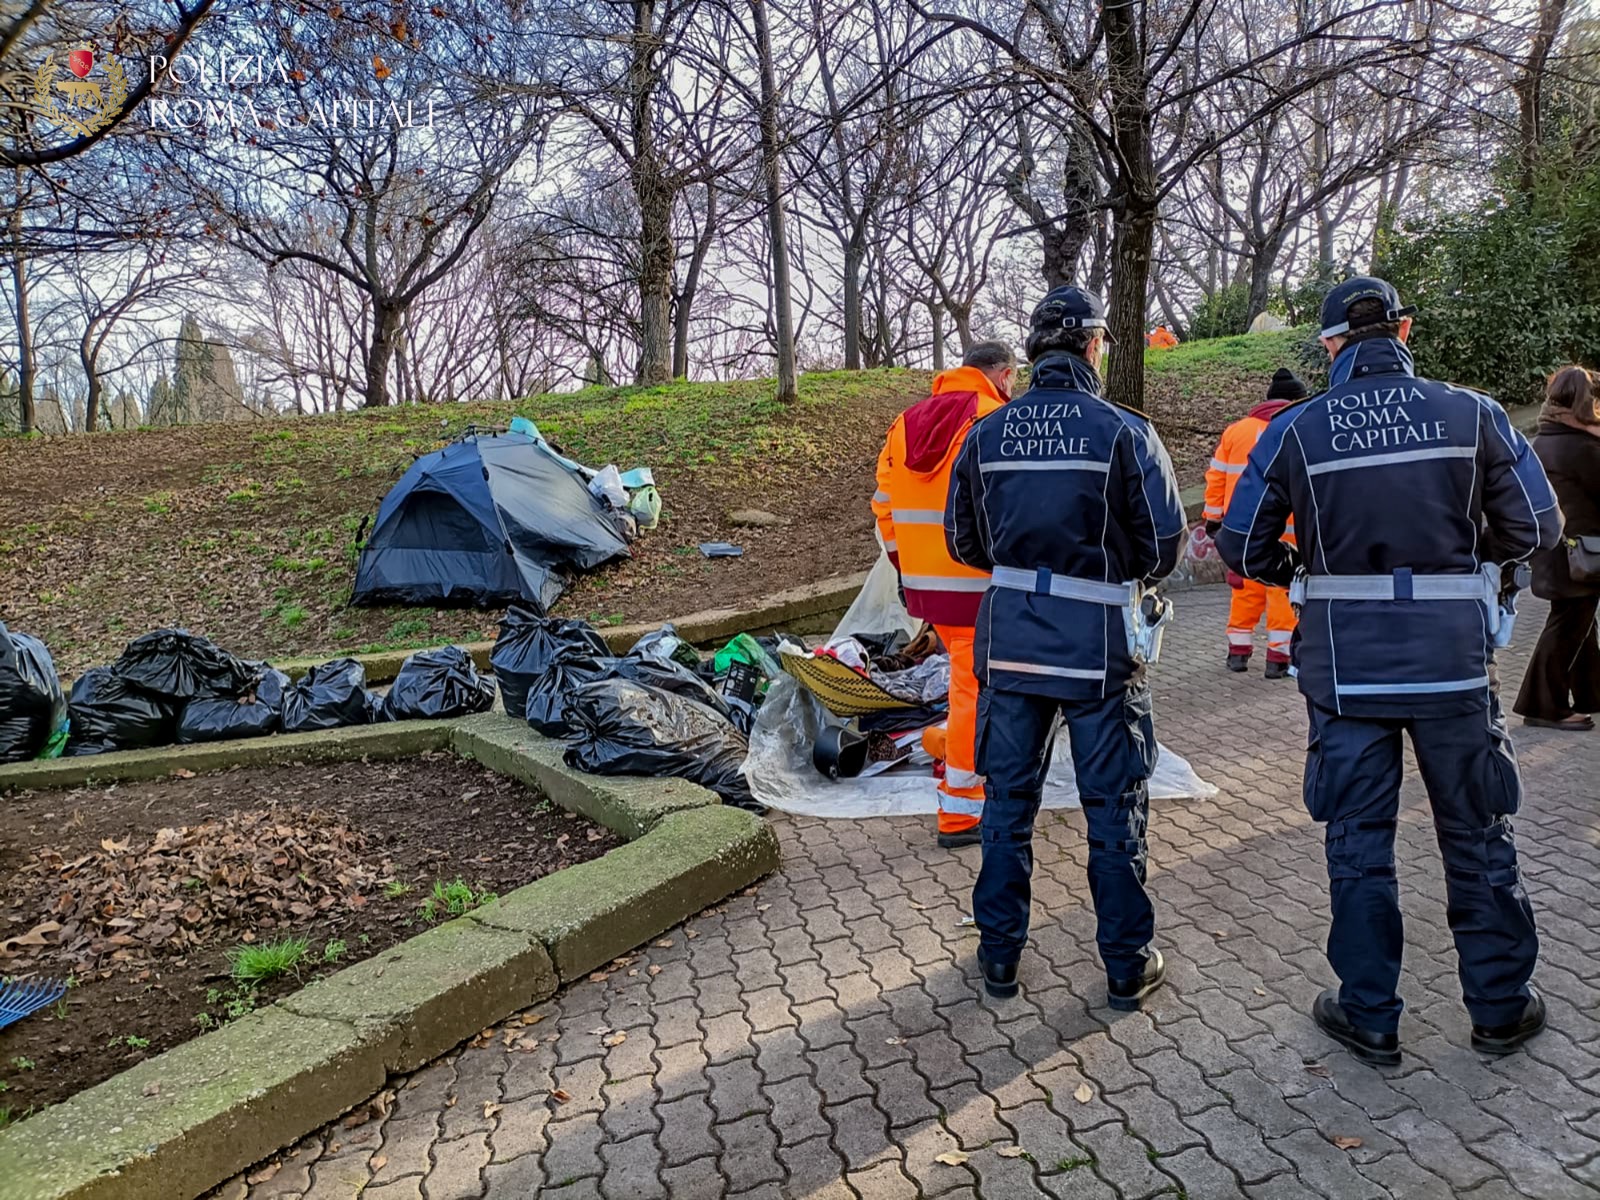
[1204,520,1221,537]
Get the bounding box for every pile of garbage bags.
[492,608,774,812]
[0,625,499,761]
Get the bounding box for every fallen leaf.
[884,1037,905,1046]
[141,1081,160,1097]
[996,1145,1027,1158]
[172,768,196,779]
[1253,988,1267,997]
[685,930,699,940]
[519,1012,545,1027]
[444,1094,458,1108]
[246,1162,281,1185]
[627,969,638,977]
[654,939,673,949]
[590,1026,613,1036]
[370,1155,388,1173]
[1074,1083,1094,1104]
[934,1150,970,1166]
[1212,930,1228,939]
[100,837,130,853]
[483,1102,503,1119]
[1304,1063,1332,1079]
[1331,1135,1363,1150]
[551,1089,571,1103]
[588,971,610,983]
[757,904,771,911]
[603,1032,627,1048]
[647,965,662,976]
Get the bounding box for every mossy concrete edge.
[0,720,459,793]
[451,713,717,838]
[470,803,781,981]
[277,569,869,683]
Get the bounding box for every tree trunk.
[1246,233,1285,327]
[1516,0,1570,191]
[929,301,945,372]
[363,302,399,407]
[751,0,797,403]
[9,173,34,435]
[1102,0,1155,411]
[673,187,718,380]
[80,331,102,433]
[842,238,865,370]
[630,0,673,385]
[952,303,974,357]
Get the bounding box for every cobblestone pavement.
[226,587,1600,1200]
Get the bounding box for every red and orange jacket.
[872,367,1009,626]
[1204,399,1296,542]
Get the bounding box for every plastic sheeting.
[743,677,1217,818]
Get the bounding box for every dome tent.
[352,428,631,612]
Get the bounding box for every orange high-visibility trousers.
[1227,581,1296,663]
[928,623,983,834]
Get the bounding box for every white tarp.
[741,552,1219,819]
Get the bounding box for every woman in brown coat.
[1514,366,1600,729]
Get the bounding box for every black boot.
[1472,988,1547,1055]
[977,947,1019,999]
[1264,660,1291,680]
[1311,988,1400,1066]
[938,828,983,849]
[1107,949,1165,1012]
[1226,654,1250,673]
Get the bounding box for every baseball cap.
[1319,276,1416,339]
[1029,286,1114,343]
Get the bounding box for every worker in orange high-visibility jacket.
[1203,368,1306,678]
[873,340,1018,848]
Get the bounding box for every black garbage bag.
[490,608,612,721]
[282,658,370,733]
[0,624,66,762]
[604,655,738,726]
[111,629,257,702]
[175,668,290,745]
[563,678,762,811]
[365,690,389,725]
[525,654,614,738]
[65,667,177,756]
[383,646,496,721]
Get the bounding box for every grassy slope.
[0,338,1308,675]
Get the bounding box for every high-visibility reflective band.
[1306,446,1476,476]
[1203,505,1224,517]
[900,574,990,592]
[883,539,898,553]
[1304,574,1489,601]
[980,459,1110,474]
[1226,631,1254,645]
[945,766,983,789]
[991,565,1130,606]
[938,792,985,816]
[1337,676,1490,695]
[990,659,1107,681]
[1210,458,1245,474]
[1267,629,1293,642]
[873,489,891,503]
[892,508,945,525]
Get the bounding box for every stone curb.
[0,718,779,1200]
[275,570,868,684]
[0,720,458,793]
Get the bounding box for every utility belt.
[990,565,1174,664]
[1288,563,1530,648]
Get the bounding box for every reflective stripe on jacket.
[1215,337,1562,717]
[872,367,1008,626]
[944,352,1187,700]
[1203,401,1296,543]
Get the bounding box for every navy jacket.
[1215,338,1561,717]
[944,352,1186,700]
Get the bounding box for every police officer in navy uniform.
[1216,277,1562,1064]
[945,287,1187,1008]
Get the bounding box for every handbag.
[1566,535,1600,586]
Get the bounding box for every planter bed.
[0,753,621,1119]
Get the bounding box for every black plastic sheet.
[525,655,613,737]
[382,646,497,721]
[65,667,177,756]
[491,610,611,720]
[0,624,66,763]
[282,658,370,733]
[563,678,762,811]
[177,669,290,744]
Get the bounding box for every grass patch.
[1056,1155,1094,1171]
[228,937,310,984]
[418,878,498,924]
[384,879,414,899]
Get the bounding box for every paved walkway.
[224,587,1600,1200]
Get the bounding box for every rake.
[0,978,69,1031]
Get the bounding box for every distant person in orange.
[1147,326,1179,349]
[873,341,1017,847]
[1204,368,1306,677]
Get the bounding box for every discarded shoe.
[1107,949,1165,1012]
[1471,988,1547,1055]
[977,947,1019,999]
[1311,988,1400,1066]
